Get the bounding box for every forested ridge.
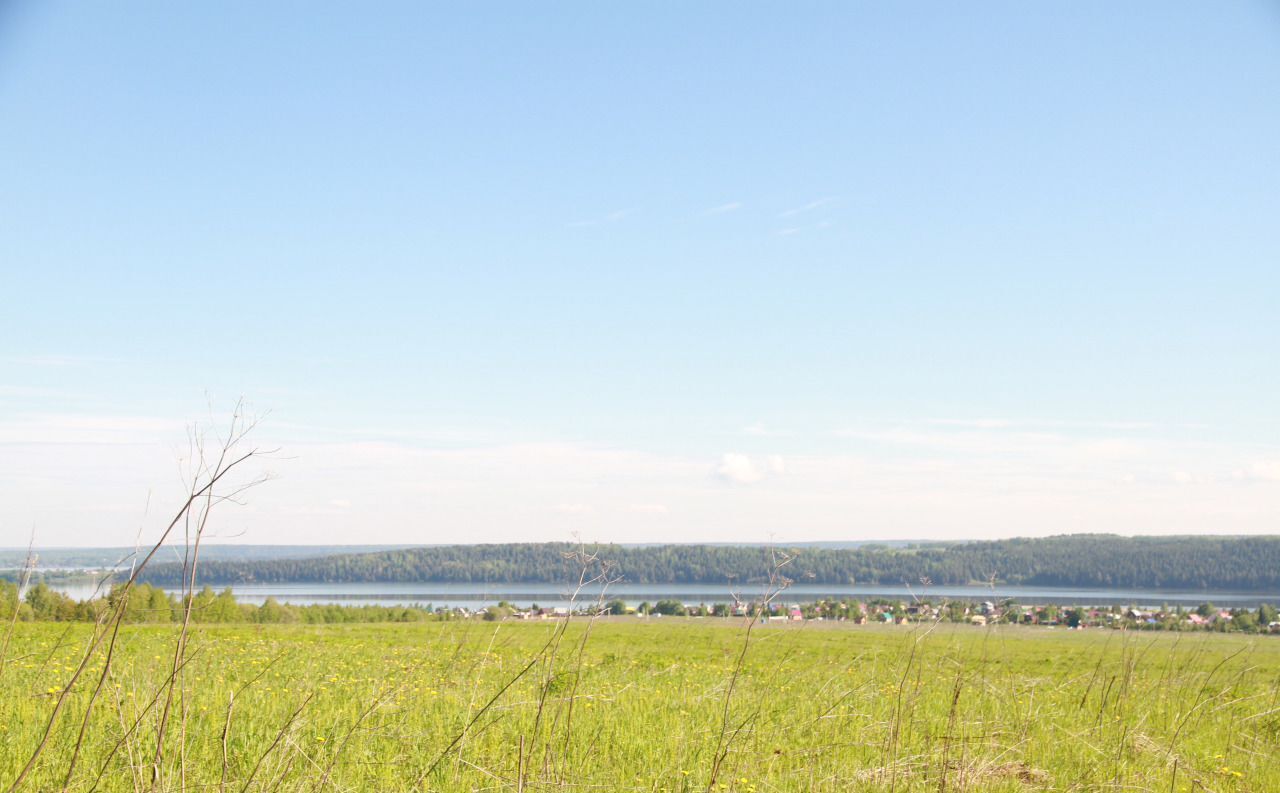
[137,535,1280,591]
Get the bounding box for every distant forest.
[138,535,1280,591]
[0,544,422,570]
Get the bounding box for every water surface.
[47,580,1280,610]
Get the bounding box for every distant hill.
[0,544,424,570]
[135,535,1280,592]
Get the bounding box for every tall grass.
[2,620,1277,791]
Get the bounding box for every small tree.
[1258,603,1278,626]
[653,599,685,616]
[1232,609,1258,633]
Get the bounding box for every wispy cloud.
[1235,461,1280,482]
[5,421,1278,545]
[926,418,1017,429]
[0,354,130,367]
[742,422,790,438]
[628,503,669,515]
[0,385,77,399]
[834,426,1148,460]
[925,418,1155,432]
[778,197,837,218]
[830,420,1280,494]
[774,221,832,237]
[0,413,188,446]
[566,209,631,228]
[704,201,742,215]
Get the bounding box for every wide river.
[48,580,1280,610]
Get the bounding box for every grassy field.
[1,619,1277,792]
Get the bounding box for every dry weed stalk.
[5,402,273,793]
[705,546,793,792]
[0,542,37,686]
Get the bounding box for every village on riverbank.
[497,597,1280,634]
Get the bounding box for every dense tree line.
[136,535,1280,591]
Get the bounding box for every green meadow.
[2,619,1277,792]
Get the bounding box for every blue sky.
[2,2,1278,546]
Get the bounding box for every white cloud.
[705,201,742,215]
[715,453,784,484]
[4,412,1278,547]
[1236,461,1280,482]
[716,453,763,483]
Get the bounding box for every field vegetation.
[2,617,1278,792]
